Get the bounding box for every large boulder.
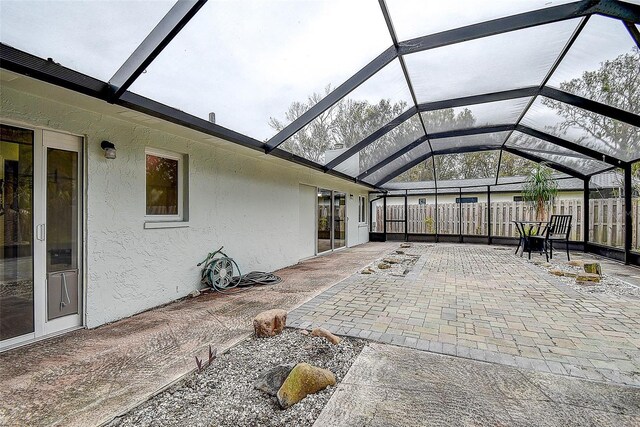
[277,363,336,408]
[253,309,287,338]
[378,262,391,270]
[583,262,602,276]
[311,327,341,345]
[254,363,295,396]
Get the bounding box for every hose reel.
[198,246,282,293]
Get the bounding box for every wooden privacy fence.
[374,198,640,249]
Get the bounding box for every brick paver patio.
[289,244,640,386]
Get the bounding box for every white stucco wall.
[298,184,316,259]
[1,84,370,328]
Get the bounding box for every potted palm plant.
[522,163,558,221]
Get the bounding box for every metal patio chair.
[514,221,527,256]
[528,215,572,262]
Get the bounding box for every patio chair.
[528,215,572,262]
[514,221,527,256]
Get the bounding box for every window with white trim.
[358,195,367,223]
[145,147,185,221]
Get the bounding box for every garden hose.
[198,247,282,293]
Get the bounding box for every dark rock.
[254,363,296,396]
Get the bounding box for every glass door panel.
[0,125,34,341]
[46,148,80,321]
[333,192,346,249]
[317,189,332,253]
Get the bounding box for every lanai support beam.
[109,0,207,99]
[325,107,417,170]
[265,47,397,152]
[515,125,625,167]
[358,125,511,180]
[624,164,633,264]
[584,177,590,249]
[502,147,587,180]
[539,87,640,128]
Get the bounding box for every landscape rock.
[254,363,296,396]
[383,258,399,264]
[311,327,341,345]
[190,289,201,298]
[253,309,287,337]
[583,262,602,276]
[567,260,584,267]
[277,363,336,409]
[563,271,577,278]
[576,272,601,284]
[378,263,391,270]
[549,269,564,276]
[400,243,411,248]
[396,250,405,254]
[361,269,372,274]
[300,330,310,336]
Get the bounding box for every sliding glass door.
[0,125,34,342]
[317,188,347,253]
[333,192,346,249]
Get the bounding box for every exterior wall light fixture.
[101,140,116,159]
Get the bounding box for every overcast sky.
[0,0,635,142]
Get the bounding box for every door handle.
[36,224,46,241]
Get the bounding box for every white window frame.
[358,195,367,224]
[144,147,184,222]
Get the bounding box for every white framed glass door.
[316,188,347,254]
[1,125,83,350]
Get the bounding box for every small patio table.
[513,220,550,258]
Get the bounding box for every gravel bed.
[360,243,430,277]
[107,329,366,427]
[529,259,640,299]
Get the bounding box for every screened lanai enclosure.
[1,0,639,264]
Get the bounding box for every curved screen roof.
[1,0,638,190]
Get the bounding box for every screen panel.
[404,20,579,103]
[0,0,176,81]
[129,0,392,141]
[431,132,509,154]
[422,98,531,134]
[363,140,432,185]
[505,131,612,175]
[280,58,413,166]
[521,96,640,162]
[389,157,436,185]
[334,113,424,177]
[435,151,500,181]
[547,15,638,114]
[385,0,576,42]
